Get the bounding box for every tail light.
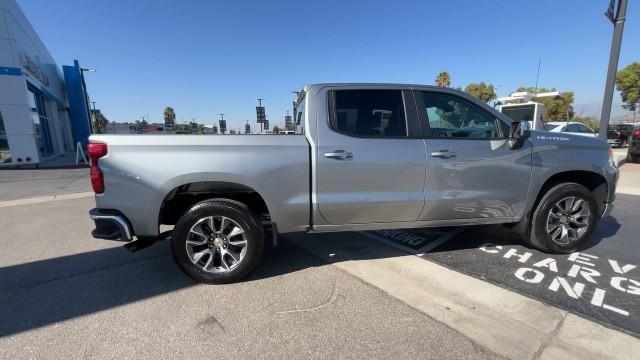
[615,130,622,138]
[633,129,640,137]
[87,143,108,193]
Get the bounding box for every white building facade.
[0,0,90,166]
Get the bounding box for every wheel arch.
[158,180,271,229]
[509,170,608,235]
[534,170,608,215]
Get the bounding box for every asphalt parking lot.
[367,163,640,338]
[0,162,639,358]
[0,190,498,359]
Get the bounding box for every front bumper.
[89,208,133,241]
[607,138,622,146]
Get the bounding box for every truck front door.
[416,90,532,221]
[315,88,426,225]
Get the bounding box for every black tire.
[171,198,264,284]
[527,183,598,254]
[628,151,639,163]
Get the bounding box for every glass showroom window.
[27,86,53,157]
[0,111,11,164]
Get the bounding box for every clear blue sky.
[19,0,640,130]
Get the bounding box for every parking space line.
[0,192,94,208]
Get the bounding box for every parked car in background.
[543,122,597,137]
[627,127,640,163]
[607,124,635,147]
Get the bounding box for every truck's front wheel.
[171,199,264,284]
[528,183,598,254]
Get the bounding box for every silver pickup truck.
[88,83,618,283]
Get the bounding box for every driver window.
[421,92,502,139]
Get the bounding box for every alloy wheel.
[545,196,591,246]
[185,215,248,273]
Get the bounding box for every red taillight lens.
[87,143,108,193]
[616,130,623,138]
[633,129,640,137]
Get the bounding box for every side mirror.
[507,121,529,150]
[509,121,522,138]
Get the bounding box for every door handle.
[430,150,456,159]
[324,150,353,160]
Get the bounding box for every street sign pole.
[599,0,628,140]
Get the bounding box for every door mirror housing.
[507,121,529,150]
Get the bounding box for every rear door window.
[330,90,407,137]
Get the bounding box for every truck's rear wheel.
[528,183,598,254]
[171,199,264,284]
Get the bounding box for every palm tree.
[92,112,108,134]
[435,71,451,87]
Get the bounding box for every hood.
[528,130,608,150]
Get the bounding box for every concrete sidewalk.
[616,161,640,195]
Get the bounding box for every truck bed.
[90,134,311,237]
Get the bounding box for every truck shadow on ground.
[0,214,623,338]
[0,235,335,338]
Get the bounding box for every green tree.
[464,82,497,103]
[163,106,176,133]
[615,62,640,111]
[514,87,574,122]
[435,71,451,87]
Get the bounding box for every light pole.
[219,113,226,135]
[599,0,628,139]
[257,98,264,133]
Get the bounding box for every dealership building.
[0,0,92,166]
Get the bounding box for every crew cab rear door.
[315,88,426,225]
[415,89,532,221]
